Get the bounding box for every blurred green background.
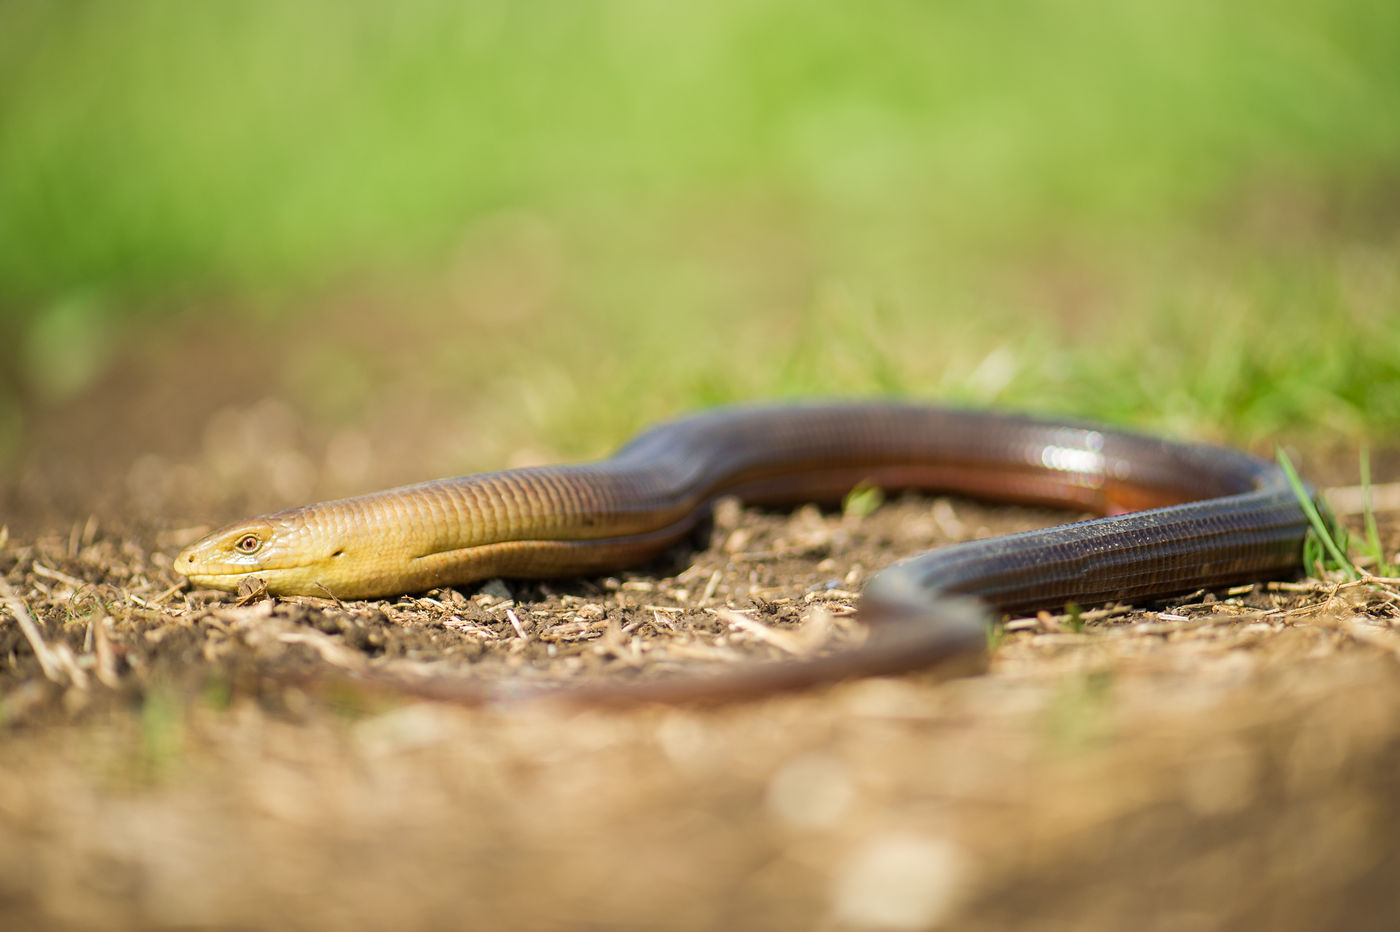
[1,0,1398,474]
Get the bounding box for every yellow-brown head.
[174,508,363,597]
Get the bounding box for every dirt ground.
[3,347,1400,930]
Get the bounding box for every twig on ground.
[506,608,529,639]
[712,607,806,655]
[276,629,368,673]
[31,562,88,590]
[0,576,65,683]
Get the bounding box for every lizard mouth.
[181,570,262,592]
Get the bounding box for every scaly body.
[175,402,1310,702]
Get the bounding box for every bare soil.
[3,350,1400,931]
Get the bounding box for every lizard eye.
[234,533,262,555]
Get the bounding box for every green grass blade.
[1277,447,1358,581]
[1359,444,1393,577]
